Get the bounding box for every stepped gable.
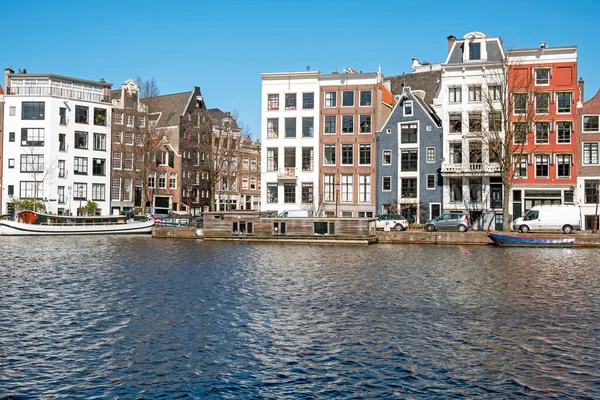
[384,70,441,105]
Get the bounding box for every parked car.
[512,205,581,234]
[376,214,409,231]
[424,213,470,232]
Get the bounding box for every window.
[341,144,353,165]
[21,128,44,146]
[158,172,166,189]
[585,180,599,204]
[489,85,501,101]
[449,113,462,133]
[513,93,527,115]
[111,178,121,201]
[324,174,335,201]
[341,174,353,202]
[267,148,278,171]
[267,183,278,203]
[94,108,107,126]
[359,115,371,133]
[8,158,14,168]
[251,159,257,172]
[123,179,133,202]
[124,152,133,170]
[9,106,16,116]
[401,178,417,198]
[75,106,89,123]
[535,93,550,114]
[535,155,549,178]
[284,147,296,168]
[469,42,481,60]
[170,173,177,189]
[468,86,481,102]
[489,140,501,163]
[359,144,371,165]
[557,92,572,113]
[302,183,313,203]
[450,142,462,164]
[324,115,336,134]
[58,160,66,177]
[148,172,155,188]
[401,150,418,171]
[9,132,15,142]
[302,117,314,137]
[513,123,528,144]
[126,115,135,127]
[125,132,134,145]
[250,178,256,190]
[556,154,571,178]
[284,117,296,138]
[404,101,413,116]
[266,118,279,138]
[382,149,391,165]
[324,91,337,107]
[302,147,313,171]
[302,93,314,109]
[582,142,599,165]
[324,144,336,165]
[58,186,65,203]
[469,178,483,202]
[20,154,44,173]
[342,90,354,107]
[74,157,88,175]
[113,152,122,169]
[73,183,87,201]
[92,184,105,201]
[21,102,45,120]
[358,175,371,203]
[426,174,436,189]
[535,122,549,144]
[94,133,106,151]
[360,90,372,106]
[285,93,296,110]
[426,147,435,163]
[268,94,279,110]
[341,115,354,133]
[114,131,122,144]
[74,131,88,149]
[489,112,502,132]
[583,116,600,132]
[468,113,481,132]
[382,176,391,191]
[535,68,550,85]
[449,87,461,103]
[92,158,105,176]
[115,112,123,125]
[514,155,528,178]
[284,183,295,203]
[401,123,417,143]
[138,116,145,128]
[20,181,43,199]
[449,178,462,201]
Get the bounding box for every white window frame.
[468,86,482,102]
[382,149,392,165]
[382,176,392,192]
[534,68,551,86]
[324,91,337,108]
[556,121,572,144]
[556,92,572,114]
[535,154,550,179]
[555,154,572,179]
[448,87,461,103]
[534,122,550,144]
[403,101,413,116]
[426,174,436,190]
[358,174,371,203]
[535,92,550,115]
[582,142,599,165]
[341,90,354,107]
[582,115,600,133]
[426,147,435,163]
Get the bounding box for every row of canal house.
[262,31,599,230]
[0,69,260,217]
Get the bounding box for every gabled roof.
[384,70,441,105]
[0,85,4,95]
[378,83,394,107]
[142,91,193,128]
[207,108,240,130]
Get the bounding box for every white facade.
[260,72,320,215]
[2,71,112,216]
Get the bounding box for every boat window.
[232,222,238,234]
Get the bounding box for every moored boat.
[487,232,575,247]
[0,211,155,236]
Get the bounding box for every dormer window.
[469,42,481,60]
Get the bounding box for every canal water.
[0,236,598,398]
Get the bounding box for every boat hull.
[487,232,575,247]
[0,219,155,235]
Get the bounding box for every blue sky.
[3,0,599,139]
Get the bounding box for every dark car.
[424,213,470,232]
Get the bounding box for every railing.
[7,86,110,103]
[441,163,501,174]
[277,167,297,179]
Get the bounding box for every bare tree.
[21,148,57,212]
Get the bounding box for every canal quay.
[152,226,600,247]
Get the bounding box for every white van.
[513,205,581,234]
[278,210,310,218]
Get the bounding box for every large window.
[449,87,461,103]
[21,102,45,120]
[469,178,482,202]
[324,144,336,165]
[75,131,88,149]
[469,141,482,164]
[513,155,528,178]
[324,174,335,201]
[94,133,106,151]
[469,42,481,60]
[75,106,89,124]
[358,175,371,203]
[583,115,600,132]
[556,154,571,178]
[342,90,354,107]
[359,144,371,165]
[94,108,107,126]
[449,113,462,133]
[450,142,462,164]
[21,128,44,146]
[449,178,462,202]
[20,154,44,173]
[113,152,122,169]
[284,147,295,168]
[401,150,418,171]
[468,113,481,133]
[341,115,354,133]
[341,174,353,202]
[401,178,417,198]
[73,183,87,200]
[284,118,296,138]
[267,118,279,138]
[513,123,528,144]
[302,93,314,109]
[124,152,133,170]
[92,158,106,176]
[324,115,336,134]
[302,147,313,171]
[302,183,313,203]
[583,142,599,165]
[360,90,372,106]
[557,121,572,144]
[535,93,550,114]
[111,178,121,201]
[268,94,279,110]
[489,112,502,132]
[283,183,295,203]
[341,144,353,165]
[382,176,391,191]
[584,180,598,204]
[401,123,417,143]
[468,86,481,102]
[74,157,88,175]
[535,122,550,144]
[267,183,278,203]
[513,93,527,115]
[324,91,336,107]
[359,115,371,133]
[267,148,278,171]
[535,154,549,178]
[302,117,314,137]
[489,85,501,101]
[92,184,105,201]
[535,68,550,85]
[557,92,572,113]
[285,93,297,110]
[20,181,43,199]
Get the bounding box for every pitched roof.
[378,83,394,107]
[142,91,193,128]
[207,108,240,130]
[384,70,441,105]
[0,85,4,95]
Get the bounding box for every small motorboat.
[486,232,575,247]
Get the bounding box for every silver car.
[424,213,470,232]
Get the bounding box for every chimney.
[578,77,585,103]
[447,35,456,54]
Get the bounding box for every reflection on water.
[0,237,598,398]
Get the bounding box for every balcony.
[441,162,501,175]
[277,167,298,180]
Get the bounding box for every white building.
[260,71,320,215]
[2,68,112,216]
